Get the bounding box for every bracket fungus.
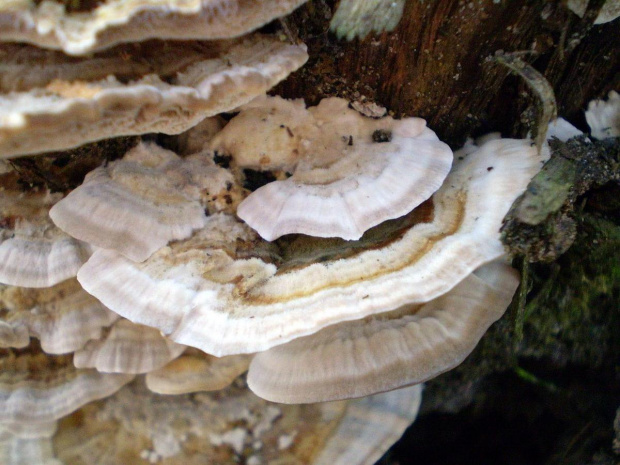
[50,142,242,262]
[0,421,61,465]
[0,279,119,354]
[0,173,92,288]
[0,0,309,55]
[211,96,453,241]
[0,36,308,157]
[247,261,519,403]
[73,319,186,374]
[145,350,252,394]
[52,378,421,465]
[77,136,547,357]
[0,344,133,427]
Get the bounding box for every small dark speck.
[250,316,255,319]
[204,208,211,217]
[348,135,353,146]
[225,181,233,191]
[280,124,285,128]
[458,156,464,160]
[243,169,277,191]
[213,151,232,169]
[362,295,369,299]
[224,194,233,205]
[52,155,71,168]
[286,127,294,138]
[372,129,392,143]
[487,166,494,171]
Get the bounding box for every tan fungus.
[0,279,119,354]
[0,343,133,426]
[146,349,251,394]
[73,319,186,374]
[0,173,92,287]
[212,96,453,241]
[53,378,421,465]
[50,142,242,262]
[0,36,308,157]
[0,0,309,55]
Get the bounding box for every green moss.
[520,213,620,367]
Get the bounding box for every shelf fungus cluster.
[46,95,544,401]
[0,1,550,459]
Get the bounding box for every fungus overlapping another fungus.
[50,142,242,262]
[0,0,309,55]
[0,344,133,427]
[0,173,92,288]
[73,319,186,374]
[247,261,519,403]
[52,378,421,465]
[145,350,252,394]
[77,136,546,357]
[0,279,119,354]
[0,36,308,157]
[211,96,453,241]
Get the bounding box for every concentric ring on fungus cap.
[77,138,547,356]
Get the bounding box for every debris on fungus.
[50,142,242,262]
[229,96,453,241]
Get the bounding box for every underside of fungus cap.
[247,261,519,403]
[585,90,620,140]
[0,279,119,354]
[226,96,453,241]
[50,142,240,262]
[0,174,92,287]
[77,138,546,356]
[0,343,133,426]
[0,36,308,158]
[0,0,309,55]
[73,319,186,374]
[145,350,251,394]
